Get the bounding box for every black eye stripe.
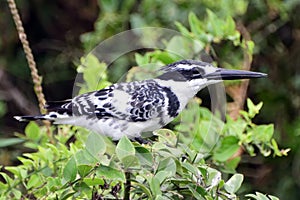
[188,67,206,76]
[174,67,206,80]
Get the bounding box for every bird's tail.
[14,115,49,122]
[14,99,73,122]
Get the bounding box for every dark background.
[0,0,299,198]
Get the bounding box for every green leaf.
[155,170,172,184]
[63,156,77,182]
[155,195,169,200]
[11,189,22,199]
[206,167,221,189]
[25,122,40,141]
[73,181,90,193]
[157,158,176,177]
[246,192,279,200]
[206,9,222,38]
[133,182,152,199]
[96,165,125,182]
[155,129,177,146]
[75,149,98,165]
[149,176,162,197]
[135,53,149,66]
[60,190,76,200]
[85,132,106,157]
[0,172,13,186]
[187,184,206,199]
[213,136,240,162]
[182,162,198,175]
[224,174,243,193]
[268,195,280,200]
[116,136,135,160]
[121,155,140,169]
[135,146,153,166]
[175,21,191,37]
[188,12,203,36]
[224,16,236,37]
[223,116,247,137]
[247,98,263,118]
[27,174,42,189]
[77,165,93,177]
[5,166,27,179]
[77,54,110,94]
[83,178,104,186]
[152,51,177,64]
[166,36,192,58]
[0,138,24,147]
[47,177,61,192]
[252,124,274,142]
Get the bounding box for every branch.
[0,68,39,115]
[124,171,131,200]
[226,22,253,159]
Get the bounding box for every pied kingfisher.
[15,60,267,140]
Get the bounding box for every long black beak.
[204,68,267,80]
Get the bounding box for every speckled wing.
[87,80,172,122]
[15,80,180,129]
[111,80,168,122]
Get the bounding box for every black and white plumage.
[15,60,267,140]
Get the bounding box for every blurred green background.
[0,0,299,199]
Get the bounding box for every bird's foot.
[133,137,153,145]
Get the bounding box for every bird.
[14,60,267,141]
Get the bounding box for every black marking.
[57,110,66,115]
[45,99,73,118]
[157,68,206,81]
[103,103,111,108]
[94,106,113,119]
[16,115,49,121]
[94,88,113,97]
[95,112,113,118]
[49,114,57,118]
[162,87,180,117]
[161,60,209,72]
[45,100,72,111]
[121,80,167,122]
[157,71,187,81]
[145,104,152,110]
[158,60,211,81]
[96,108,106,113]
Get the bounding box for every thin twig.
[7,0,52,140]
[226,21,253,119]
[0,68,38,115]
[124,171,131,200]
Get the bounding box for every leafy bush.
[0,11,289,200]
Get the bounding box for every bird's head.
[157,59,267,91]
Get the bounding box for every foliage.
[246,192,279,200]
[0,10,290,199]
[0,59,285,199]
[0,98,286,199]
